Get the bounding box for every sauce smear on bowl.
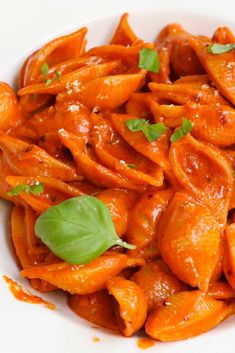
[3,275,55,310]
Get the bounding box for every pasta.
[1,12,235,342]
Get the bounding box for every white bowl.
[1,8,235,353]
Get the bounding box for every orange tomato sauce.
[137,338,156,349]
[3,276,55,310]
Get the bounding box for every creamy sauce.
[137,338,156,350]
[3,275,55,310]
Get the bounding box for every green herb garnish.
[143,123,167,142]
[208,43,235,54]
[125,118,167,142]
[55,69,62,80]
[139,48,160,73]
[35,196,136,265]
[127,164,136,169]
[45,78,53,86]
[40,63,61,86]
[8,183,44,196]
[126,119,147,132]
[40,62,49,79]
[170,118,193,142]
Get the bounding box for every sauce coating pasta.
[1,13,235,342]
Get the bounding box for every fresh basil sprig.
[139,48,160,73]
[170,118,193,142]
[208,43,235,54]
[125,118,167,142]
[8,183,44,196]
[35,196,136,265]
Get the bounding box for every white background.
[1,1,235,353]
[1,0,235,70]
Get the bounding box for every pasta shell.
[189,35,235,105]
[149,81,228,105]
[90,112,164,187]
[22,27,87,86]
[145,290,231,341]
[210,239,224,283]
[96,188,136,236]
[6,175,84,213]
[155,23,204,78]
[126,189,173,247]
[110,113,170,170]
[157,192,221,290]
[224,224,235,290]
[160,102,235,147]
[11,206,43,268]
[11,206,56,292]
[212,26,235,44]
[58,129,141,190]
[18,60,120,96]
[149,46,171,84]
[125,92,153,119]
[0,131,80,181]
[84,44,148,66]
[68,290,118,331]
[107,276,147,336]
[169,133,233,227]
[127,239,161,262]
[132,260,187,311]
[0,153,20,203]
[21,253,145,295]
[110,13,139,46]
[19,101,90,142]
[0,82,23,132]
[208,281,235,300]
[18,94,52,114]
[72,71,145,110]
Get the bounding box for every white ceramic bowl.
[1,8,235,353]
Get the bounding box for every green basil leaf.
[144,123,167,142]
[40,62,49,79]
[126,119,167,142]
[141,123,151,142]
[45,70,61,86]
[181,118,193,135]
[35,196,135,265]
[55,69,62,80]
[125,118,148,132]
[208,43,235,54]
[139,48,160,73]
[7,184,30,196]
[45,78,53,86]
[30,183,45,195]
[170,127,184,142]
[8,183,44,196]
[127,164,136,169]
[40,64,61,86]
[170,118,193,142]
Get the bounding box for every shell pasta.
[1,13,235,342]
